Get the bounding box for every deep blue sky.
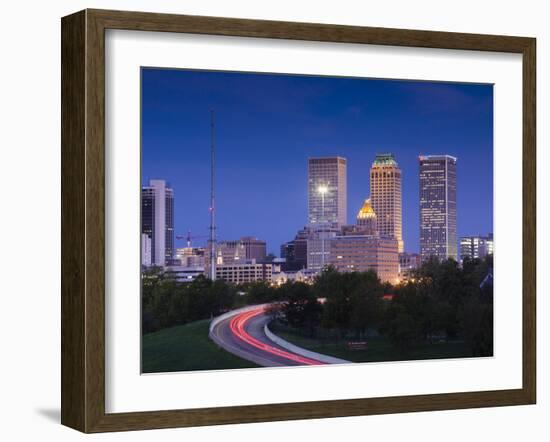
[142,68,493,255]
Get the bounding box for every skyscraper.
[370,153,404,252]
[141,234,152,267]
[308,157,347,227]
[141,179,174,267]
[419,155,457,261]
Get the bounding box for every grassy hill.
[142,319,258,373]
[270,322,471,364]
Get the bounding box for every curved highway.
[210,306,326,367]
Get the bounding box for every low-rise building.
[306,225,340,270]
[163,266,205,283]
[272,268,319,286]
[460,234,494,263]
[329,235,399,283]
[215,236,267,265]
[215,260,272,284]
[399,252,421,280]
[175,246,206,267]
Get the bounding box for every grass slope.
[271,324,472,364]
[142,319,258,373]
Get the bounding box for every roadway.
[209,306,327,367]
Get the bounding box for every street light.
[318,184,329,270]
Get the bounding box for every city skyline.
[142,68,493,255]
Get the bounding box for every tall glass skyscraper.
[419,155,457,261]
[370,153,404,252]
[307,157,347,227]
[141,179,174,267]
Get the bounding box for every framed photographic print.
[61,9,536,433]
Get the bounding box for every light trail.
[228,307,325,366]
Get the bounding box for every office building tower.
[141,179,174,267]
[281,227,309,271]
[281,242,298,269]
[419,155,458,261]
[308,157,347,227]
[141,234,152,267]
[239,236,267,262]
[370,153,404,252]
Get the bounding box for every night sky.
[141,68,493,255]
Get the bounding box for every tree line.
[142,256,493,356]
[272,256,493,356]
[142,268,284,333]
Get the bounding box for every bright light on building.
[308,157,347,226]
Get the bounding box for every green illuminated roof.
[373,153,397,166]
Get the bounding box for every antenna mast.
[209,110,217,280]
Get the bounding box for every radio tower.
[209,110,217,281]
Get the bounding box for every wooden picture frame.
[61,8,536,433]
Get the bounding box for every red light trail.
[229,307,325,366]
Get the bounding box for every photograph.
[140,68,494,374]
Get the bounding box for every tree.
[316,268,354,335]
[315,268,385,338]
[148,276,180,330]
[460,290,493,356]
[242,281,278,304]
[385,308,420,351]
[413,257,471,338]
[348,271,384,339]
[142,273,241,334]
[182,275,212,322]
[278,282,321,337]
[209,279,238,315]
